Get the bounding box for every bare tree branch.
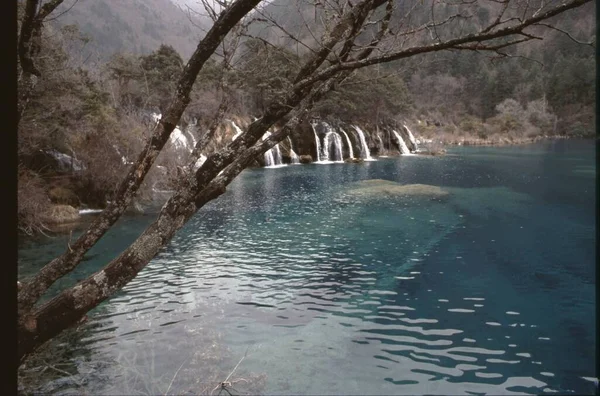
[534,22,596,47]
[294,0,591,92]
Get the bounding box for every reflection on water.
[18,140,596,395]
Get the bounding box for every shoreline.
[422,134,592,148]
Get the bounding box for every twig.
[42,360,82,386]
[164,354,191,395]
[534,22,595,47]
[210,347,250,396]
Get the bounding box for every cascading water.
[311,121,344,164]
[352,125,375,161]
[332,133,344,162]
[288,137,300,164]
[185,128,197,151]
[153,112,190,152]
[377,134,387,157]
[392,130,411,155]
[403,124,418,151]
[322,131,344,162]
[170,127,189,151]
[185,118,198,151]
[339,128,354,159]
[193,154,207,171]
[311,122,322,162]
[262,131,286,168]
[321,123,344,163]
[231,121,243,141]
[272,143,283,165]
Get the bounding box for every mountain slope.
[52,0,210,60]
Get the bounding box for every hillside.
[51,0,211,60]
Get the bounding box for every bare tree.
[17,0,592,362]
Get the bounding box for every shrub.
[18,169,51,235]
[48,186,80,207]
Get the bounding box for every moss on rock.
[40,204,80,224]
[344,179,448,198]
[48,187,80,207]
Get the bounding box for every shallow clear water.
[18,140,596,395]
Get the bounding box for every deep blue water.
[18,140,596,395]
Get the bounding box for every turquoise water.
[18,140,596,395]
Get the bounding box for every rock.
[39,204,80,224]
[344,179,449,198]
[48,187,80,207]
[345,158,363,163]
[419,149,446,156]
[126,200,145,215]
[299,155,313,164]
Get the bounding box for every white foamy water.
[79,209,103,215]
[392,130,412,155]
[261,131,286,168]
[311,122,323,162]
[322,129,344,163]
[352,125,375,161]
[231,120,243,141]
[403,124,418,149]
[339,128,354,159]
[288,137,300,164]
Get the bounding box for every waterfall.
[321,131,342,162]
[311,121,344,163]
[322,130,344,162]
[288,137,300,164]
[393,130,411,155]
[332,132,344,162]
[185,127,197,151]
[311,122,322,162]
[154,112,189,152]
[262,131,286,168]
[264,147,275,167]
[231,121,243,141]
[193,154,207,171]
[352,125,375,161]
[403,124,418,151]
[272,143,283,165]
[185,118,198,151]
[340,128,354,159]
[170,127,189,151]
[378,134,388,157]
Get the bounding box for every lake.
[18,139,596,395]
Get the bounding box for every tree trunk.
[17,0,262,318]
